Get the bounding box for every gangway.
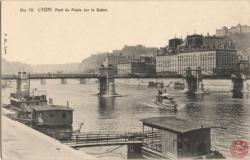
[61,132,146,149]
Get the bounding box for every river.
[2,78,250,159]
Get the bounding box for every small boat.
[155,91,177,112]
[174,81,185,90]
[148,81,164,88]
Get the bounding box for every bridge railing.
[61,132,145,145]
[2,73,107,79]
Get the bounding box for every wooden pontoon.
[141,116,224,159]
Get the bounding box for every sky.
[2,0,250,65]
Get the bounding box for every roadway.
[2,110,97,160]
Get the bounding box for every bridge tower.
[185,67,204,93]
[16,72,30,97]
[40,79,46,85]
[98,65,117,96]
[79,78,86,84]
[231,56,249,93]
[61,78,67,85]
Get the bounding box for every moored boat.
[173,81,185,90]
[148,81,164,88]
[7,72,74,140]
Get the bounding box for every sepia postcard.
[1,0,250,160]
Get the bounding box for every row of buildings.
[100,24,250,77]
[102,52,156,76]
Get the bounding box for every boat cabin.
[10,93,48,118]
[141,116,211,159]
[31,105,73,127]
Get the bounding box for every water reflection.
[232,92,250,99]
[185,92,204,101]
[98,97,116,119]
[232,92,244,99]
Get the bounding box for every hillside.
[2,59,80,74]
[78,45,158,73]
[78,53,106,73]
[2,59,33,74]
[32,63,80,73]
[227,33,250,55]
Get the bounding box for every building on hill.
[102,53,127,67]
[121,45,158,61]
[216,24,250,36]
[102,53,127,75]
[117,58,156,76]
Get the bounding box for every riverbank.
[2,109,97,160]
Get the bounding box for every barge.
[8,72,73,140]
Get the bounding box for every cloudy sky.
[2,0,250,65]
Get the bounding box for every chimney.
[67,101,69,108]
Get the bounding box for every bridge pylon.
[185,67,204,93]
[61,78,67,85]
[40,79,46,85]
[231,56,250,93]
[98,65,118,97]
[79,78,86,84]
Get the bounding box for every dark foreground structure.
[141,116,224,159]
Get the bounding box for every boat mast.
[28,73,31,95]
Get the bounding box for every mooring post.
[127,143,143,159]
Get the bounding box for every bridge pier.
[185,67,204,93]
[231,74,249,93]
[80,78,86,84]
[231,57,250,94]
[98,65,117,96]
[40,79,46,85]
[61,78,67,85]
[127,143,143,159]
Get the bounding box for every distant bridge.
[2,72,248,95]
[1,73,237,80]
[1,73,106,80]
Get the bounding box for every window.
[62,113,66,119]
[50,113,54,118]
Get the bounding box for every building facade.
[177,49,237,76]
[117,61,155,76]
[156,55,177,75]
[102,53,126,67]
[156,49,237,76]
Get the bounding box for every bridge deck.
[2,73,241,79]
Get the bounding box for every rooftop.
[141,116,210,134]
[31,105,73,111]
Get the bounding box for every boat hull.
[154,100,177,111]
